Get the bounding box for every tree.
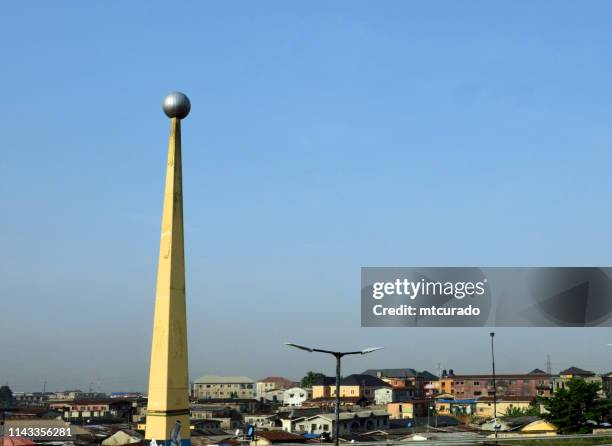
[300,371,325,388]
[540,378,612,434]
[0,385,13,406]
[504,405,540,417]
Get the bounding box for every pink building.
[451,369,552,399]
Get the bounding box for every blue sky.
[2,1,612,392]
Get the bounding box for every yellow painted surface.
[387,402,427,419]
[312,385,330,399]
[476,400,532,418]
[145,118,191,442]
[330,385,361,397]
[521,419,557,433]
[312,384,374,398]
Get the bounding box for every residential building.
[374,388,414,405]
[476,396,535,418]
[290,410,389,435]
[189,398,259,414]
[450,369,552,399]
[302,397,368,411]
[192,375,255,399]
[435,398,476,416]
[553,367,603,395]
[190,404,233,420]
[312,374,389,400]
[244,414,276,428]
[101,429,144,446]
[48,390,106,401]
[362,368,438,398]
[250,430,307,446]
[276,407,325,432]
[256,377,296,398]
[283,387,311,407]
[12,392,50,406]
[259,389,285,404]
[386,400,430,419]
[48,399,133,422]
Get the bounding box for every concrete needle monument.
[145,92,192,446]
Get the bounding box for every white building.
[283,387,312,407]
[259,389,285,404]
[255,377,296,398]
[244,414,276,428]
[289,410,389,435]
[374,387,413,405]
[191,375,255,399]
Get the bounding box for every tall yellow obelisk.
[146,92,192,446]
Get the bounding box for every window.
[473,381,480,386]
[323,424,329,431]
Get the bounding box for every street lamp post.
[490,332,498,443]
[285,343,383,446]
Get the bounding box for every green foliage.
[300,371,326,388]
[504,404,541,417]
[540,378,612,434]
[0,385,13,406]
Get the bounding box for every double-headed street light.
[285,343,383,446]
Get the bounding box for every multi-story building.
[49,399,133,421]
[256,377,296,398]
[312,374,389,400]
[386,400,429,419]
[12,392,50,407]
[48,390,107,401]
[362,368,438,398]
[258,389,285,404]
[450,369,552,399]
[191,375,255,399]
[553,367,603,395]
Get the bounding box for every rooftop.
[258,377,296,388]
[256,430,307,442]
[559,366,595,376]
[451,373,552,379]
[477,396,535,402]
[303,410,389,421]
[313,374,390,387]
[194,375,255,384]
[362,368,437,380]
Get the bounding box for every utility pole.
[490,332,498,443]
[285,343,383,446]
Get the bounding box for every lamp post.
[490,332,498,442]
[285,343,383,446]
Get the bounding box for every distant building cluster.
[3,365,612,445]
